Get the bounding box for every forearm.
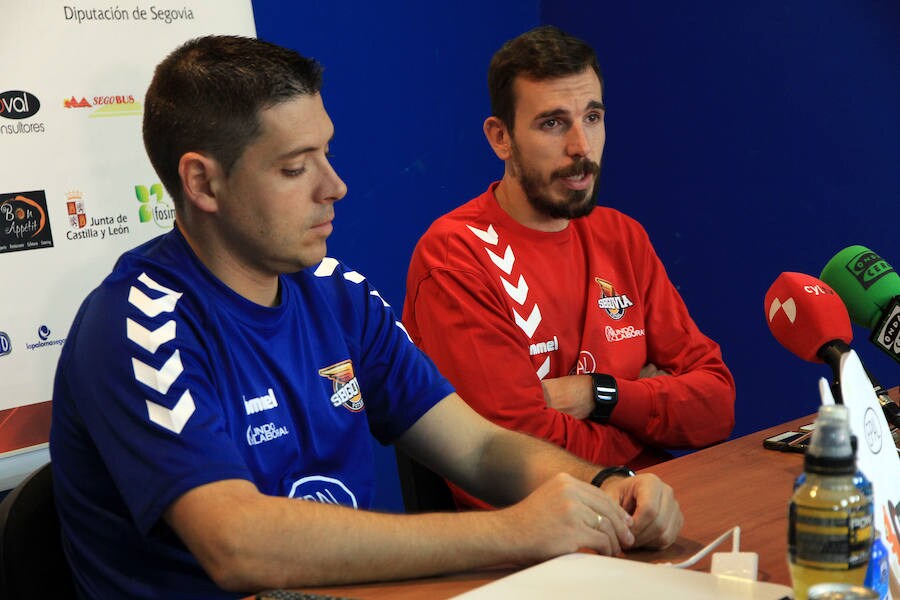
[468,425,600,506]
[168,479,530,592]
[611,367,735,447]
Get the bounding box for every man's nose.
[566,123,591,157]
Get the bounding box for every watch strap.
[590,465,636,488]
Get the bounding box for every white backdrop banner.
[0,1,255,453]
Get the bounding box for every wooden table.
[296,416,814,599]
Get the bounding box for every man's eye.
[282,167,306,177]
[586,112,604,123]
[541,118,559,129]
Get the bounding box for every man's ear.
[483,116,513,161]
[178,152,223,214]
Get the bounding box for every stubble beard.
[510,141,601,220]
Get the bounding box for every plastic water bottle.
[788,405,873,600]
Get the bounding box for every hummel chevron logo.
[128,273,183,318]
[146,390,195,434]
[768,297,797,323]
[395,320,413,343]
[513,304,542,338]
[501,274,529,305]
[314,257,339,277]
[536,356,550,380]
[370,290,390,307]
[486,245,515,275]
[126,318,176,353]
[466,223,499,245]
[132,350,183,395]
[343,270,365,284]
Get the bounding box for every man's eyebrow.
[533,101,605,121]
[276,135,334,161]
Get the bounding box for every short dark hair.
[488,26,603,131]
[143,35,323,204]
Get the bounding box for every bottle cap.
[805,404,855,474]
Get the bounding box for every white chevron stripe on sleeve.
[501,274,529,305]
[146,390,195,434]
[343,271,366,284]
[486,245,515,275]
[370,290,390,307]
[513,304,542,338]
[137,273,183,299]
[395,320,413,343]
[536,356,551,380]
[132,350,183,395]
[126,318,176,353]
[313,257,339,277]
[128,286,180,318]
[466,223,499,245]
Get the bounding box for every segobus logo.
[0,91,41,120]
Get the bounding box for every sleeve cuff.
[608,377,654,434]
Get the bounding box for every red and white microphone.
[765,272,900,425]
[764,272,852,370]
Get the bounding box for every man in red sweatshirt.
[404,26,736,509]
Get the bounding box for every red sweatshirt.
[403,183,735,508]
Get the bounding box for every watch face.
[590,374,617,422]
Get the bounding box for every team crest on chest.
[318,359,364,412]
[594,277,634,320]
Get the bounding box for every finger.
[587,513,622,556]
[632,486,682,548]
[589,502,634,550]
[582,482,632,523]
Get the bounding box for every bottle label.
[789,501,873,569]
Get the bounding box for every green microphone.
[820,245,900,364]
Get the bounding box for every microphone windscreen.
[764,272,853,363]
[820,245,900,329]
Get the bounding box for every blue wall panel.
[544,2,899,437]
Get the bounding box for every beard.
[510,142,601,220]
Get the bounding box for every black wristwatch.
[588,373,618,422]
[590,465,636,489]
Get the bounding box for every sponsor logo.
[801,283,834,296]
[63,94,141,118]
[594,278,634,320]
[135,183,175,229]
[605,325,646,342]
[0,90,40,119]
[529,335,559,356]
[575,350,596,374]
[877,303,900,355]
[0,90,45,136]
[25,324,65,351]
[246,421,289,446]
[863,406,883,454]
[0,332,11,356]
[64,191,131,241]
[844,250,895,291]
[0,190,54,254]
[66,191,87,229]
[244,388,279,415]
[318,359,364,412]
[288,475,358,508]
[62,5,196,24]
